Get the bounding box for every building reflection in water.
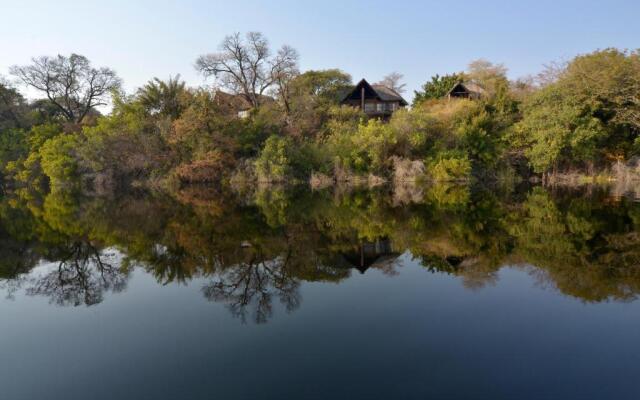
[339,238,401,274]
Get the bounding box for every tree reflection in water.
[202,253,300,324]
[1,183,640,321]
[26,242,128,306]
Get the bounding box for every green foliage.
[171,90,232,158]
[428,151,472,181]
[515,49,640,173]
[290,69,352,103]
[386,108,430,151]
[454,105,500,168]
[4,123,64,186]
[350,119,398,173]
[80,97,167,181]
[413,73,462,105]
[516,85,608,173]
[137,75,189,119]
[0,79,28,130]
[286,69,358,138]
[0,129,27,174]
[27,123,63,150]
[327,118,398,174]
[254,135,296,182]
[3,47,640,191]
[466,59,509,97]
[563,49,640,130]
[324,105,364,137]
[39,133,81,188]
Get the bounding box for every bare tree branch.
[376,72,407,94]
[10,54,122,123]
[195,32,299,108]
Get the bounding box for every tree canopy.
[413,73,461,105]
[10,54,122,124]
[195,32,299,108]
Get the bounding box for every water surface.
[1,184,639,399]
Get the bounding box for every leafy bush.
[173,150,234,183]
[413,73,462,105]
[327,118,397,174]
[254,135,296,182]
[428,152,472,182]
[39,134,81,188]
[5,123,64,186]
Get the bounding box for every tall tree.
[271,46,300,114]
[286,69,352,137]
[536,61,567,87]
[376,72,406,93]
[466,59,508,96]
[195,32,299,108]
[137,75,189,119]
[10,54,121,124]
[290,69,352,102]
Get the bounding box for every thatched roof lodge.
[337,238,400,274]
[341,79,408,118]
[446,81,486,100]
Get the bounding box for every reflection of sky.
[0,248,126,304]
[24,248,124,282]
[0,252,639,399]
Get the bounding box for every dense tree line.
[0,34,639,193]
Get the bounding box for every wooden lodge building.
[340,79,408,119]
[446,81,486,100]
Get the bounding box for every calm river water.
[1,184,639,399]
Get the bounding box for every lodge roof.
[341,79,409,106]
[447,81,486,97]
[371,84,406,103]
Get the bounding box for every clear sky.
[1,0,639,101]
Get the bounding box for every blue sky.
[1,0,639,101]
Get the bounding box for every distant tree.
[137,75,189,119]
[466,59,508,96]
[516,49,640,173]
[271,46,300,114]
[510,76,537,102]
[286,69,352,137]
[10,54,121,124]
[413,73,461,105]
[28,98,75,124]
[562,49,640,130]
[195,32,299,108]
[536,61,567,87]
[0,77,27,129]
[376,72,406,93]
[290,69,352,102]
